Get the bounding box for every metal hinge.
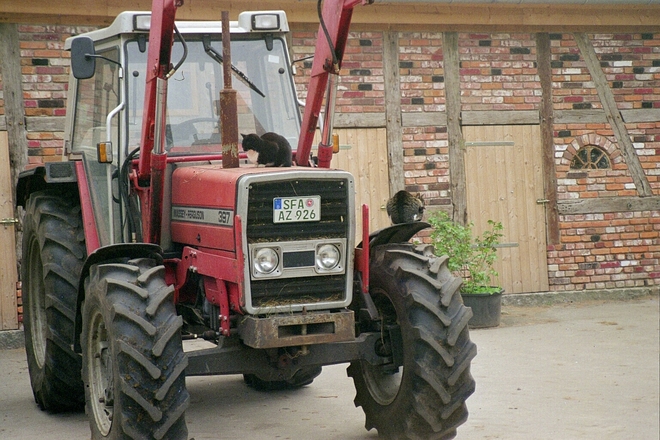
[494,243,519,249]
[0,218,19,227]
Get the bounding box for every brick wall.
[552,33,659,199]
[550,211,659,289]
[551,33,659,110]
[17,24,96,168]
[1,25,658,293]
[292,31,385,114]
[459,32,540,111]
[549,33,659,290]
[399,32,450,207]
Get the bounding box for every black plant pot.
[461,289,503,329]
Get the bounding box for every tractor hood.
[169,164,335,251]
[170,164,288,251]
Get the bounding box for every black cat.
[241,132,292,167]
[386,190,425,224]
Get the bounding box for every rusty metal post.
[220,10,239,169]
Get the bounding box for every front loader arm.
[137,0,178,179]
[135,0,180,244]
[296,0,373,167]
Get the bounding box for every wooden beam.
[0,23,28,203]
[0,131,18,330]
[555,109,660,125]
[334,109,660,129]
[0,24,26,330]
[383,31,404,196]
[537,33,559,245]
[557,196,660,215]
[334,113,385,128]
[461,110,539,126]
[621,109,660,124]
[574,33,653,198]
[0,2,658,32]
[442,31,467,225]
[554,109,608,124]
[401,112,447,128]
[26,116,66,132]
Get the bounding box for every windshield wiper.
[202,35,265,98]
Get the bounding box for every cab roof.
[64,10,289,49]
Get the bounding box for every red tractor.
[16,0,476,438]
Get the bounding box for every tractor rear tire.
[243,366,323,391]
[348,243,477,439]
[22,190,86,412]
[82,259,189,440]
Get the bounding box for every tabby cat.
[386,190,425,224]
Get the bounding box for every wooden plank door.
[463,125,549,294]
[315,127,391,235]
[0,131,18,330]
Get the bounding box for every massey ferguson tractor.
[16,0,476,438]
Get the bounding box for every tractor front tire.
[348,243,477,439]
[22,190,86,411]
[82,259,189,440]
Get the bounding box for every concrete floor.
[0,297,658,440]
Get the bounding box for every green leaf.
[428,211,503,294]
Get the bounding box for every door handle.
[536,199,549,205]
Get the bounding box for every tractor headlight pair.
[251,242,342,278]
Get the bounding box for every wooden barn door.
[0,131,18,330]
[315,128,391,234]
[463,125,549,294]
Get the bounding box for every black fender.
[354,222,432,322]
[16,163,78,208]
[367,221,431,250]
[73,243,163,353]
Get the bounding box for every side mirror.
[70,37,96,80]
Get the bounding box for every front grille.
[240,173,354,313]
[246,179,350,242]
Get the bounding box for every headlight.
[316,244,340,271]
[251,13,280,31]
[133,15,151,31]
[254,247,279,275]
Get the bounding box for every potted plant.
[428,211,504,328]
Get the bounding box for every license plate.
[273,196,321,223]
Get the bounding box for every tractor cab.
[65,11,300,247]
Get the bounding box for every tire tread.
[349,243,477,439]
[22,190,85,412]
[83,259,189,439]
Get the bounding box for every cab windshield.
[125,36,300,155]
